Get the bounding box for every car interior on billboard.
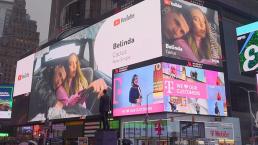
[28,34,110,121]
[27,0,163,121]
[236,21,258,72]
[161,0,222,67]
[113,62,227,117]
[0,85,13,119]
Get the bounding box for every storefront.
[120,114,241,145]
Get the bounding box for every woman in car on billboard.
[50,53,107,117]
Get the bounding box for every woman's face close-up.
[134,77,138,85]
[69,55,77,79]
[164,12,189,40]
[190,8,206,38]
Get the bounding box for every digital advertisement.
[94,0,162,76]
[163,62,227,116]
[113,63,164,117]
[28,0,164,121]
[0,85,13,119]
[29,37,111,121]
[161,0,222,67]
[13,54,35,97]
[236,21,258,72]
[113,62,227,117]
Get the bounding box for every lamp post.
[238,87,257,145]
[145,92,153,145]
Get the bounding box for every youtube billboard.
[13,54,35,97]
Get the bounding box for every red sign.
[155,120,164,136]
[210,130,229,138]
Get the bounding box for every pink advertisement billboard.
[113,63,164,117]
[163,62,227,116]
[113,62,227,117]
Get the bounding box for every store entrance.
[137,138,169,145]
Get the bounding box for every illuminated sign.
[236,21,258,72]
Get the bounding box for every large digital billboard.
[163,63,227,116]
[113,63,164,116]
[236,21,258,72]
[161,0,222,67]
[28,0,163,121]
[14,54,35,97]
[113,62,227,117]
[28,42,110,121]
[0,85,13,119]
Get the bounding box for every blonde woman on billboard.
[50,53,107,117]
[185,6,221,64]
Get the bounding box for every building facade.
[48,0,118,41]
[0,0,14,37]
[0,0,39,84]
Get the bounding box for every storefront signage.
[205,122,233,139]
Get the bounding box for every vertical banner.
[0,85,13,119]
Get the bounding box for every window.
[180,121,205,139]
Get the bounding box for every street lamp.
[238,86,257,145]
[145,92,153,145]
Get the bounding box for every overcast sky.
[25,0,52,43]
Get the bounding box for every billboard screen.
[113,62,227,117]
[0,85,13,119]
[28,41,110,121]
[113,63,164,116]
[236,21,258,72]
[163,63,227,116]
[161,0,222,67]
[28,0,163,121]
[13,54,35,97]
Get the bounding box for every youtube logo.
[18,75,22,80]
[113,19,121,26]
[163,0,171,5]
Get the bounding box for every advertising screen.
[163,63,227,116]
[0,85,13,119]
[113,63,164,116]
[113,62,227,117]
[28,41,111,121]
[236,21,258,72]
[28,0,163,121]
[13,54,35,97]
[161,0,222,67]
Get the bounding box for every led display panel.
[162,62,227,116]
[113,62,227,117]
[28,0,162,121]
[161,0,222,67]
[0,85,13,119]
[236,21,258,72]
[113,63,164,116]
[13,54,35,97]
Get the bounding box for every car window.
[34,58,41,73]
[83,42,90,62]
[45,43,80,62]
